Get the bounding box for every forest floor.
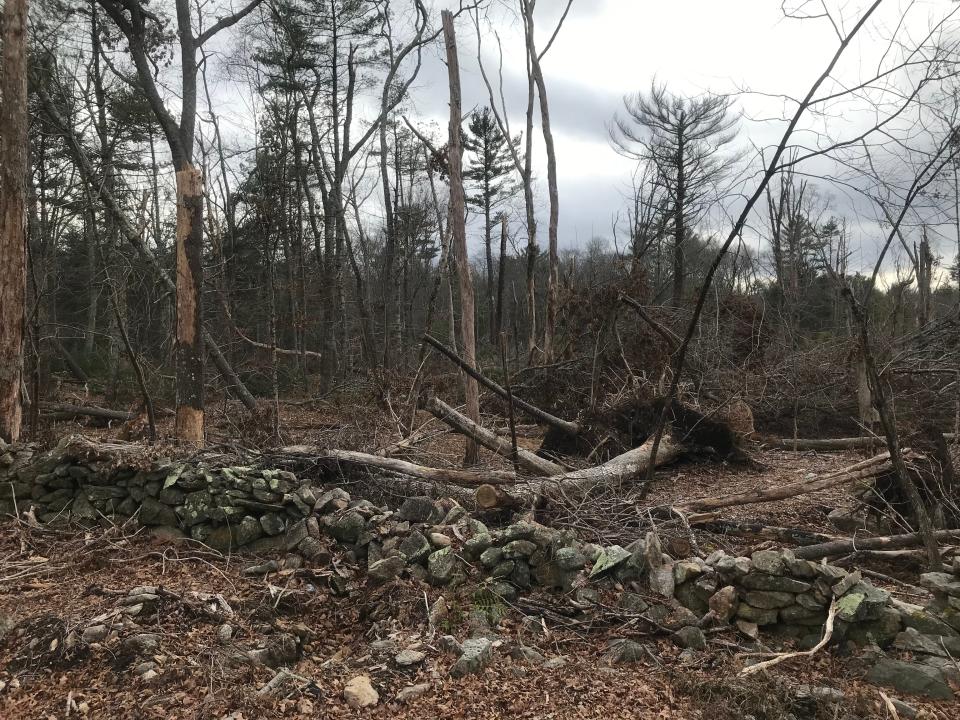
[0,401,956,719]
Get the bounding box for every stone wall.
[3,435,960,665]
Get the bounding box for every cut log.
[276,446,518,487]
[793,529,960,560]
[422,334,581,435]
[675,450,898,514]
[474,434,682,509]
[424,396,565,477]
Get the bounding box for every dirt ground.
[1,405,957,719]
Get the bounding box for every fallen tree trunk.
[793,529,960,560]
[675,450,898,514]
[474,434,682,509]
[425,396,565,477]
[769,436,882,451]
[686,517,840,546]
[422,334,581,436]
[276,446,518,487]
[771,434,956,450]
[40,402,134,423]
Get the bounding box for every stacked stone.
[0,438,319,553]
[313,494,592,600]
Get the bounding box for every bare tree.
[443,9,481,466]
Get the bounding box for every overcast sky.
[390,0,960,277]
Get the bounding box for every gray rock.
[673,560,704,585]
[427,547,458,585]
[314,487,350,514]
[122,633,160,655]
[590,545,631,577]
[82,624,108,643]
[397,496,442,523]
[672,626,707,650]
[217,624,234,644]
[736,603,779,625]
[644,532,665,569]
[399,531,432,563]
[396,683,431,703]
[750,550,785,575]
[368,556,406,584]
[866,658,953,700]
[509,646,546,664]
[464,533,493,560]
[740,573,812,593]
[325,511,365,544]
[708,586,739,622]
[893,600,960,637]
[779,605,828,625]
[395,648,427,666]
[836,584,890,622]
[744,591,795,609]
[139,497,178,526]
[553,546,586,571]
[502,540,537,559]
[259,512,286,536]
[648,564,675,598]
[604,638,646,664]
[297,536,331,562]
[832,569,862,597]
[920,572,960,598]
[619,592,650,613]
[479,546,504,568]
[893,627,960,658]
[449,638,493,677]
[491,560,515,579]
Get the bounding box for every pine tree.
[463,107,518,343]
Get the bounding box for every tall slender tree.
[0,0,29,442]
[463,106,517,344]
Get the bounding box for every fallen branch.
[423,334,581,435]
[793,529,960,560]
[425,396,565,476]
[675,450,898,514]
[739,599,838,676]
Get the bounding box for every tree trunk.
[442,11,480,466]
[174,166,205,444]
[496,214,508,340]
[525,6,559,362]
[0,0,29,443]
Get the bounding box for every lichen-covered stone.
[744,591,795,609]
[368,556,405,584]
[750,550,785,575]
[325,511,365,544]
[449,638,493,677]
[427,547,458,585]
[502,540,537,559]
[399,531,432,563]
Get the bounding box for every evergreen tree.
[463,106,518,343]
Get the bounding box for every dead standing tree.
[0,0,29,443]
[443,9,481,466]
